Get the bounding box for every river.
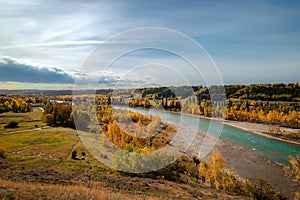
[121,107,300,164]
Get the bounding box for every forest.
[112,83,300,130]
[0,96,33,113]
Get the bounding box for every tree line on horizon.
[1,82,299,100]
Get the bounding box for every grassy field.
[0,107,46,133]
[0,128,247,199]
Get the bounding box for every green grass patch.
[0,121,46,133]
[0,129,77,153]
[19,137,63,146]
[0,107,45,132]
[0,128,113,175]
[0,107,43,124]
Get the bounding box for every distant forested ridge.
[1,83,299,101]
[130,82,300,102]
[225,83,300,101]
[0,89,111,96]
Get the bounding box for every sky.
[0,0,299,89]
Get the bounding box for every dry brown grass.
[0,127,247,200]
[0,179,162,200]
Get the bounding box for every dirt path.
[0,126,52,135]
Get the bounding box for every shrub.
[284,155,300,199]
[4,121,18,129]
[71,151,77,160]
[245,178,280,200]
[282,131,300,140]
[0,148,6,158]
[42,114,55,125]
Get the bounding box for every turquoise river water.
[123,107,300,164]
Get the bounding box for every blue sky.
[0,0,299,89]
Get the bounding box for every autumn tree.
[198,150,232,190]
[284,154,300,199]
[42,103,72,127]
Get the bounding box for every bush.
[245,178,282,200]
[284,155,300,199]
[71,151,77,160]
[4,121,18,129]
[42,114,55,126]
[0,148,6,158]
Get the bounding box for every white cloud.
[0,0,299,88]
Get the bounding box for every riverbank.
[182,127,297,198]
[160,109,300,146]
[124,106,300,145]
[222,120,300,146]
[214,138,297,198]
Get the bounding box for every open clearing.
[0,107,45,133]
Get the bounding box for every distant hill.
[0,89,111,96]
[131,82,300,102]
[1,82,299,101]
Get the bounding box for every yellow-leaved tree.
[284,154,300,199]
[198,150,233,190]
